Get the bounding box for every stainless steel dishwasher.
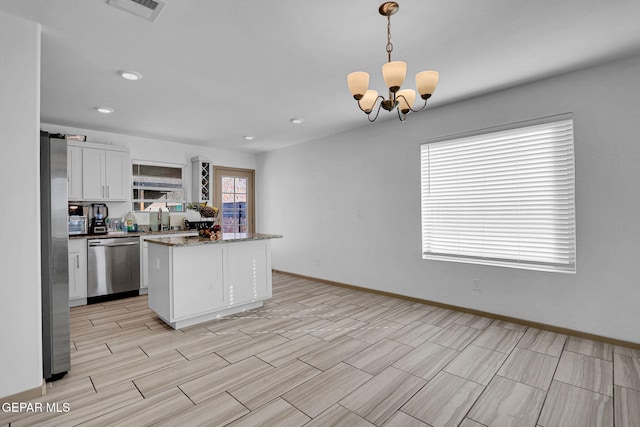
[88,237,140,299]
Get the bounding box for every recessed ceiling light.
[290,118,304,124]
[243,136,255,141]
[119,70,143,81]
[95,107,114,114]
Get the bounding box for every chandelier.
[347,2,439,122]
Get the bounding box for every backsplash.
[69,201,200,229]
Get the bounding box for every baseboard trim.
[273,269,640,350]
[0,380,46,404]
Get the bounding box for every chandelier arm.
[367,99,384,122]
[398,95,427,113]
[397,107,406,122]
[356,95,385,114]
[408,97,429,113]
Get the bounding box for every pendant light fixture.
[347,2,439,122]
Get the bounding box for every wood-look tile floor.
[3,271,640,426]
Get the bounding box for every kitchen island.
[146,233,282,329]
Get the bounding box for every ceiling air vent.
[107,0,166,22]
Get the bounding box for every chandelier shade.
[416,70,439,99]
[396,89,416,113]
[347,2,439,122]
[347,71,370,100]
[382,61,407,92]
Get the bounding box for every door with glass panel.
[214,167,255,235]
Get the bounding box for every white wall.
[0,11,43,398]
[41,124,257,222]
[257,54,640,344]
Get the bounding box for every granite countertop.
[69,228,198,240]
[145,233,283,247]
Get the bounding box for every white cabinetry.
[105,150,129,200]
[81,148,104,200]
[67,144,83,200]
[140,232,197,294]
[227,240,271,303]
[82,147,130,201]
[148,238,274,329]
[67,141,131,202]
[68,239,87,307]
[172,244,226,318]
[191,156,212,204]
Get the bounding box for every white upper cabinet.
[104,150,129,200]
[191,156,212,204]
[67,144,83,200]
[82,148,105,200]
[81,145,130,201]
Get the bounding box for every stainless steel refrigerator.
[40,131,70,381]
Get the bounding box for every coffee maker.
[90,203,108,234]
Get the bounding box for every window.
[132,162,186,212]
[421,117,576,272]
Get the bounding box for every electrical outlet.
[472,278,481,292]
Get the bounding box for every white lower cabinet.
[68,239,87,306]
[141,238,148,293]
[148,238,273,329]
[226,240,271,304]
[172,244,226,319]
[140,232,197,294]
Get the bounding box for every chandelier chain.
[386,13,393,62]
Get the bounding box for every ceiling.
[3,0,640,153]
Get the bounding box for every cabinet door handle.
[76,254,80,269]
[107,185,110,198]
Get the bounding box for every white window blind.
[421,118,576,272]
